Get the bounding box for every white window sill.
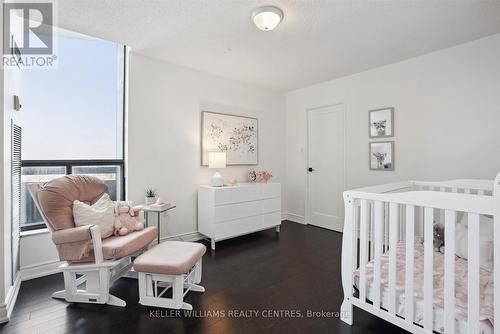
[20,228,50,237]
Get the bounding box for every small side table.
[142,204,176,244]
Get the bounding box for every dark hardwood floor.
[1,221,407,334]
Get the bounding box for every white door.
[307,104,345,232]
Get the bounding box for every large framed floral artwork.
[201,111,258,166]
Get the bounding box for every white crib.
[340,176,499,334]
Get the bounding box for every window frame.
[21,160,126,232]
[20,46,127,232]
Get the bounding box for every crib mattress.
[353,241,494,334]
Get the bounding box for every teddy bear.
[113,201,144,236]
[433,223,445,254]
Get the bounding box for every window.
[71,165,122,201]
[21,28,126,231]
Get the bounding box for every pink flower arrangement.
[257,171,272,183]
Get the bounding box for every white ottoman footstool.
[133,241,206,310]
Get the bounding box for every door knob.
[308,167,315,172]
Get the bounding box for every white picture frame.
[369,141,394,171]
[201,111,258,166]
[369,107,394,138]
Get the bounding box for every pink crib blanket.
[354,241,494,325]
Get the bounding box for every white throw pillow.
[73,193,115,238]
[455,213,493,272]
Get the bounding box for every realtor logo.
[3,2,53,55]
[2,1,57,68]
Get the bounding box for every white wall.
[285,33,500,222]
[127,53,286,238]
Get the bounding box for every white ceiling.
[56,0,500,91]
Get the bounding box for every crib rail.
[340,176,499,334]
[413,179,493,195]
[351,179,493,196]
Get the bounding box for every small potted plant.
[145,188,157,205]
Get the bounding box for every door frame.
[305,103,346,230]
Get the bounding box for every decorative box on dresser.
[198,182,281,250]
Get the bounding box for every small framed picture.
[370,141,394,171]
[369,107,394,138]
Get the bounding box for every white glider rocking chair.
[28,175,157,307]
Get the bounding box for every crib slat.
[468,213,480,334]
[354,205,359,270]
[384,203,389,252]
[444,210,456,334]
[495,178,500,334]
[405,205,415,324]
[401,205,406,242]
[388,203,399,315]
[359,200,369,302]
[373,201,384,309]
[418,206,424,241]
[495,205,500,334]
[370,203,375,261]
[423,207,434,331]
[399,205,405,242]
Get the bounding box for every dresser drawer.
[261,211,282,229]
[214,200,261,223]
[214,186,261,205]
[262,197,281,214]
[214,216,260,240]
[261,183,281,199]
[214,183,281,205]
[214,212,281,241]
[213,197,281,223]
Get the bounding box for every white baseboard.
[160,231,205,242]
[0,273,22,323]
[282,213,306,225]
[20,260,62,281]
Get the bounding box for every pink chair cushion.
[38,175,108,231]
[71,226,158,263]
[133,241,206,275]
[52,225,92,244]
[102,227,158,260]
[51,225,94,261]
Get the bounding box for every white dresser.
[198,182,281,250]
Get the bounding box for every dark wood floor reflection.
[0,221,407,334]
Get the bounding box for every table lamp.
[208,152,226,187]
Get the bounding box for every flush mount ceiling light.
[251,6,283,31]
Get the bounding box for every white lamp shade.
[208,152,227,169]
